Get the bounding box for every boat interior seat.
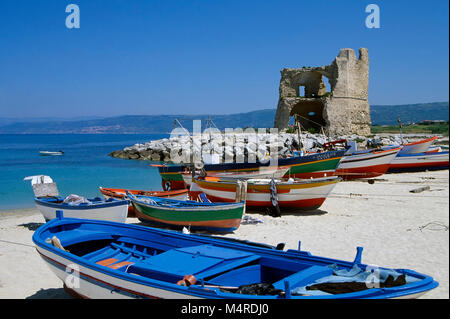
[96,258,134,270]
[125,244,259,283]
[271,265,333,290]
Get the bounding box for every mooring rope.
[0,239,35,248]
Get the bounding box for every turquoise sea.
[0,134,169,210]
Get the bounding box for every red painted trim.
[389,161,449,169]
[336,163,391,180]
[403,136,438,146]
[37,249,161,299]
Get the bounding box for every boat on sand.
[335,147,402,180]
[33,213,439,299]
[388,151,449,173]
[194,176,340,210]
[127,192,245,232]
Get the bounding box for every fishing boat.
[24,175,128,223]
[39,150,64,156]
[388,151,449,173]
[182,166,290,187]
[194,176,340,210]
[34,196,129,223]
[335,147,402,180]
[33,213,438,299]
[127,192,245,232]
[99,187,189,201]
[397,136,438,154]
[99,187,189,217]
[156,149,347,191]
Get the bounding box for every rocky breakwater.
[108,132,424,164]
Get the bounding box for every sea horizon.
[0,133,170,210]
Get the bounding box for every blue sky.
[0,0,448,118]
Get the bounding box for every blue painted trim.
[35,197,129,210]
[158,149,347,173]
[396,151,449,158]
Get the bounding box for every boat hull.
[130,199,245,232]
[35,199,128,223]
[35,246,196,299]
[39,151,64,156]
[195,177,340,210]
[335,147,401,180]
[388,151,449,173]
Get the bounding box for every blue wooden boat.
[32,212,438,299]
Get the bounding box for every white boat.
[335,147,402,180]
[24,175,128,223]
[34,196,129,222]
[39,150,64,156]
[398,136,438,154]
[388,151,449,173]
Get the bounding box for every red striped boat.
[335,147,402,180]
[194,176,340,210]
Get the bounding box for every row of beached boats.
[27,136,449,233]
[157,136,449,191]
[27,136,446,299]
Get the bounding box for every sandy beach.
[0,170,448,299]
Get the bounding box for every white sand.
[0,170,448,299]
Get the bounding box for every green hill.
[0,102,447,134]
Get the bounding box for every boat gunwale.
[128,193,246,211]
[402,136,438,146]
[35,197,129,210]
[99,187,188,198]
[194,176,341,191]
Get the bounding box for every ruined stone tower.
[273,48,371,136]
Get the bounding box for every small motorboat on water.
[33,213,439,299]
[39,150,64,156]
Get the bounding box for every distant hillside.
[370,102,449,125]
[0,102,447,134]
[0,110,277,134]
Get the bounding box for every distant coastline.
[0,102,448,134]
